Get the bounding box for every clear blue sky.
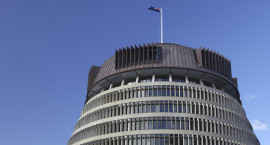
[0,0,269,144]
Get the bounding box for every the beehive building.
[68,43,260,145]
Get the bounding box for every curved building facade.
[68,43,260,145]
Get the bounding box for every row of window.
[76,100,249,132]
[69,117,256,145]
[84,85,244,116]
[78,134,258,145]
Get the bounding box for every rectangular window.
[167,86,170,96]
[174,104,177,113]
[167,119,171,129]
[143,104,146,113]
[172,119,175,129]
[145,89,149,97]
[160,103,164,112]
[158,87,162,96]
[162,87,166,96]
[156,104,160,112]
[176,118,180,129]
[176,86,179,97]
[165,103,169,112]
[183,101,186,113]
[158,120,162,129]
[153,87,157,96]
[141,89,145,97]
[153,120,158,129]
[171,87,175,97]
[149,88,153,97]
[147,104,151,112]
[151,104,155,112]
[149,119,153,129]
[180,86,183,97]
[169,103,173,112]
[162,120,167,129]
[178,101,182,113]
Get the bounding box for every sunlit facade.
[68,43,260,145]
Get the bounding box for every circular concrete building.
[68,43,260,145]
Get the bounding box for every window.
[172,76,185,82]
[155,75,169,82]
[188,77,200,84]
[140,76,152,83]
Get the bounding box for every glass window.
[183,102,186,113]
[181,117,184,129]
[146,137,150,145]
[158,87,162,96]
[176,86,179,97]
[176,118,180,129]
[158,120,162,129]
[145,120,148,130]
[187,103,190,113]
[142,138,145,145]
[143,104,146,113]
[141,89,145,97]
[165,137,169,145]
[172,76,185,82]
[178,101,182,113]
[153,120,158,129]
[149,119,152,129]
[169,103,173,112]
[156,104,160,112]
[155,138,159,145]
[153,87,157,96]
[180,86,183,97]
[165,103,169,112]
[162,86,166,96]
[149,88,153,97]
[171,87,175,97]
[172,119,175,129]
[185,118,189,130]
[162,120,167,129]
[155,75,169,82]
[167,119,171,129]
[151,104,155,112]
[160,103,164,112]
[160,137,164,145]
[151,138,155,145]
[145,89,149,97]
[174,104,177,113]
[188,77,200,84]
[167,86,170,96]
[147,104,151,112]
[140,76,152,83]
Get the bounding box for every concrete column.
[121,79,125,86]
[200,79,203,85]
[152,74,155,82]
[169,74,172,82]
[185,76,189,83]
[136,76,139,83]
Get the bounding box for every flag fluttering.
[148,6,163,43]
[148,6,161,13]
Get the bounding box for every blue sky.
[0,0,269,144]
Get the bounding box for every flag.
[148,6,161,13]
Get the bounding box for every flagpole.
[160,8,163,43]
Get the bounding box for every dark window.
[188,77,200,84]
[172,76,185,82]
[125,78,136,85]
[155,75,169,82]
[140,76,152,83]
[113,82,121,88]
[203,80,212,87]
